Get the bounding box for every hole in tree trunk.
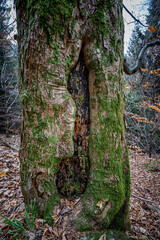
[56,51,90,198]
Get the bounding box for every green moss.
[65,56,73,72]
[25,174,60,220]
[16,0,76,43]
[48,135,57,145]
[43,177,60,217]
[72,42,130,229]
[109,51,114,64]
[91,2,108,44]
[106,0,115,10]
[17,0,130,231]
[39,0,75,41]
[71,19,76,35]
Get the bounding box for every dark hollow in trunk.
[56,52,90,197]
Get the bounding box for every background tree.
[125,0,160,157]
[0,0,9,131]
[0,0,21,134]
[126,24,145,69]
[16,0,130,235]
[147,0,160,28]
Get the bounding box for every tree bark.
[16,0,130,234]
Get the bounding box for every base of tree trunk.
[16,0,131,233]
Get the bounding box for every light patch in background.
[123,0,149,54]
[7,0,17,42]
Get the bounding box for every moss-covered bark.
[16,0,130,235]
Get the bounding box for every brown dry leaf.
[34,222,40,229]
[10,199,17,207]
[53,215,59,223]
[53,204,61,216]
[99,234,106,240]
[148,26,156,32]
[65,198,70,206]
[1,135,160,240]
[60,198,65,204]
[52,227,59,237]
[42,228,50,237]
[70,201,74,209]
[0,171,7,177]
[128,145,160,239]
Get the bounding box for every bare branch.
[123,4,148,27]
[131,193,160,214]
[124,40,160,75]
[0,20,16,35]
[131,193,158,205]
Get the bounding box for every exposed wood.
[56,52,90,197]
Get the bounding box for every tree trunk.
[16,0,130,235]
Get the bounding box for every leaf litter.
[0,134,160,239]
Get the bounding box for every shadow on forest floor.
[0,134,160,240]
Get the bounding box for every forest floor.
[0,134,160,240]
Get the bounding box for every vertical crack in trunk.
[56,51,90,198]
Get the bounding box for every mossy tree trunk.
[16,0,130,235]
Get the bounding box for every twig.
[146,204,160,215]
[131,193,160,212]
[123,4,148,27]
[0,137,19,151]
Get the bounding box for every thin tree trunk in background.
[16,0,131,234]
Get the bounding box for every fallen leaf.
[99,234,106,240]
[65,198,70,206]
[61,206,71,215]
[97,201,103,210]
[53,215,60,224]
[0,171,7,177]
[140,227,146,234]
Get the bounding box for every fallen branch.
[0,137,19,151]
[146,204,160,215]
[131,193,160,214]
[131,193,157,205]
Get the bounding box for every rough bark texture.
[16,0,130,235]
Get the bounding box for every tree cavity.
[56,52,90,198]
